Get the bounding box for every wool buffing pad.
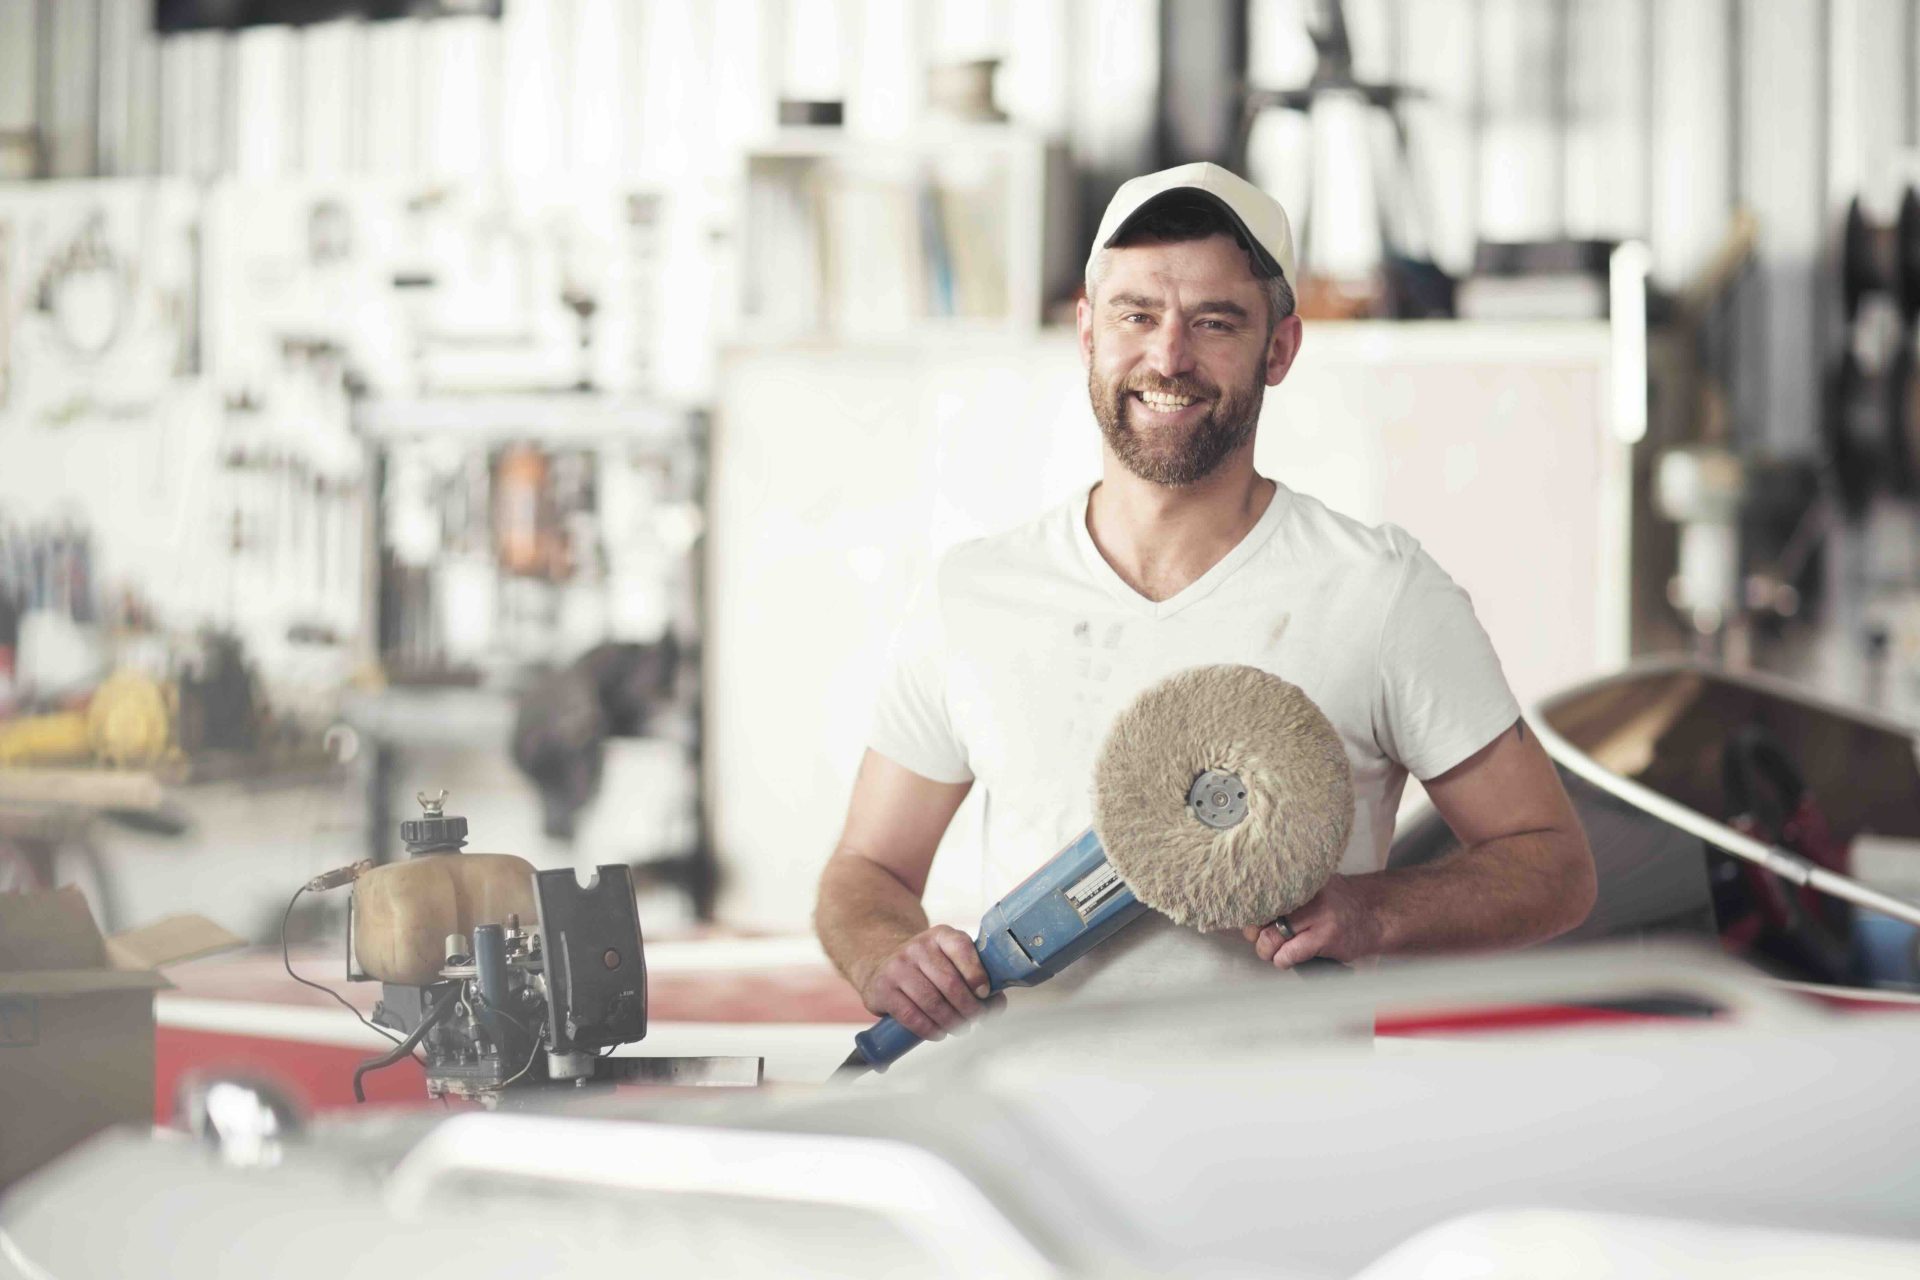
[1092,664,1354,931]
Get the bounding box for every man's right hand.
[855,925,993,1041]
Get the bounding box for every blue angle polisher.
[840,664,1356,1076]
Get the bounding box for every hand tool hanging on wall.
[494,444,562,579]
[840,664,1354,1076]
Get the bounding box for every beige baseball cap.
[1087,162,1296,284]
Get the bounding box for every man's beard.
[1088,354,1264,487]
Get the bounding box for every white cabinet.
[708,325,1630,929]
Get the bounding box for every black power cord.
[353,985,460,1103]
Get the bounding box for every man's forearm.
[814,851,931,992]
[1354,826,1596,955]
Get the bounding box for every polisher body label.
[1066,860,1127,922]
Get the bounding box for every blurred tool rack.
[348,392,715,919]
[350,392,707,679]
[353,394,698,446]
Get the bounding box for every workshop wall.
[1,0,1916,937]
[5,0,1915,462]
[1245,0,1920,460]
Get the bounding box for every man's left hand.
[1242,875,1383,969]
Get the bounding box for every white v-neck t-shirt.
[869,480,1521,1002]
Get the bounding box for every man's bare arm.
[814,750,986,1040]
[1252,719,1596,966]
[816,855,934,988]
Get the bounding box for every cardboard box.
[0,887,241,1188]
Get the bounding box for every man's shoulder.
[1274,484,1421,578]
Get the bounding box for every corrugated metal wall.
[2,0,1913,455]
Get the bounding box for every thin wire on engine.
[498,1023,546,1088]
[280,883,421,1063]
[471,988,546,1087]
[472,988,538,1042]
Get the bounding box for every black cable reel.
[1828,189,1920,509]
[1842,191,1920,325]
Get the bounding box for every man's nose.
[1145,319,1194,378]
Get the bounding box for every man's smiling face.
[1080,232,1298,487]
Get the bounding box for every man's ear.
[1076,294,1094,369]
[1264,313,1303,387]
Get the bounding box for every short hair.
[1085,195,1297,330]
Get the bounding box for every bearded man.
[814,163,1596,1046]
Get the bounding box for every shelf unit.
[740,125,1066,342]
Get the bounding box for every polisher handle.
[843,829,1143,1076]
[851,1013,927,1070]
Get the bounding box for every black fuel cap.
[402,789,468,856]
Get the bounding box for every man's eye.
[1121,313,1150,324]
[1199,319,1232,331]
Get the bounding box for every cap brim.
[1104,189,1287,280]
